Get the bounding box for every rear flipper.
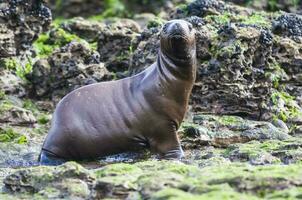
[151,129,185,160]
[39,150,66,166]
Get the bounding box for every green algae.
[33,28,88,57]
[217,115,243,126]
[204,11,270,28]
[97,161,302,199]
[95,163,143,178]
[239,12,271,28]
[0,90,5,100]
[150,187,260,200]
[89,0,126,21]
[0,128,27,144]
[224,138,302,164]
[271,91,302,123]
[265,62,287,89]
[147,17,166,29]
[0,99,14,114]
[37,114,50,125]
[2,58,33,80]
[215,40,248,59]
[2,58,18,70]
[204,12,232,25]
[4,161,302,199]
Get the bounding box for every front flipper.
[150,128,184,160]
[39,150,66,166]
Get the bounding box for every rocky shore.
[0,0,302,199]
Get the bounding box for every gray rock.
[27,41,110,103]
[180,115,290,148]
[0,0,51,57]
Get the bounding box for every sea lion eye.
[188,24,193,31]
[162,23,170,34]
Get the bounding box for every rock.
[229,0,302,14]
[272,118,289,132]
[292,125,302,135]
[0,97,36,125]
[27,41,110,103]
[185,0,227,17]
[128,0,302,129]
[97,19,140,74]
[273,13,302,40]
[0,142,40,168]
[126,0,188,16]
[45,0,105,18]
[4,162,93,198]
[4,160,302,199]
[225,138,302,164]
[0,24,15,57]
[180,115,290,149]
[133,13,157,28]
[0,0,51,57]
[0,69,25,97]
[61,17,106,43]
[129,27,161,75]
[184,147,232,168]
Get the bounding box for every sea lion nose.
[170,23,184,35]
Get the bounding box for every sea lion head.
[160,20,196,62]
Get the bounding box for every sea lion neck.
[158,49,197,81]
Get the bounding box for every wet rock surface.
[3,160,302,199]
[180,115,290,149]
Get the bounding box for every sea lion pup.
[39,19,197,165]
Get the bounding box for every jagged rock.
[180,115,290,148]
[61,17,106,43]
[4,162,93,199]
[0,97,36,125]
[225,138,302,165]
[0,24,15,57]
[129,27,161,74]
[27,41,110,103]
[230,0,302,14]
[0,0,51,57]
[97,19,140,73]
[185,0,227,17]
[0,69,25,97]
[133,13,157,28]
[45,0,105,18]
[46,0,187,18]
[273,13,302,40]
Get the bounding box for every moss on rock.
[225,138,302,164]
[179,114,290,149]
[5,160,302,199]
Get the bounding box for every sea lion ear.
[162,23,168,34]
